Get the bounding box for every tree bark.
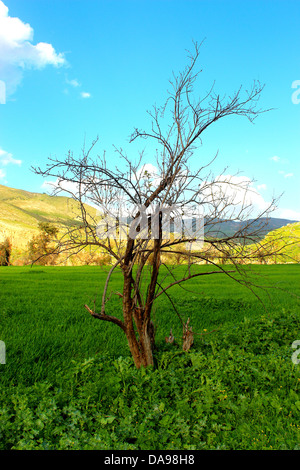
[126,309,154,368]
[122,249,155,368]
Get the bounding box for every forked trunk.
[122,236,158,369]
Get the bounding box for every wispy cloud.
[65,75,91,99]
[0,1,66,96]
[65,77,81,88]
[200,174,272,217]
[0,168,6,180]
[277,208,300,221]
[257,183,267,190]
[80,92,91,99]
[0,148,22,166]
[278,170,294,178]
[270,155,280,162]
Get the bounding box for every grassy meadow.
[0,264,300,450]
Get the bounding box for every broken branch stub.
[165,328,175,344]
[182,318,194,351]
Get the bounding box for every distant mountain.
[203,217,299,239]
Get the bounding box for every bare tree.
[33,42,296,368]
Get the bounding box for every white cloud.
[80,92,91,99]
[276,208,300,221]
[136,163,159,180]
[0,168,6,179]
[66,77,80,88]
[65,77,91,100]
[257,183,267,190]
[0,1,66,96]
[200,175,272,218]
[278,170,294,178]
[0,148,22,165]
[270,156,280,162]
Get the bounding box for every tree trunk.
[122,263,155,368]
[125,310,155,368]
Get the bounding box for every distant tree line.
[27,222,112,266]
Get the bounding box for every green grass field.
[0,264,300,450]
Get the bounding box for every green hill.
[0,184,98,253]
[262,221,300,262]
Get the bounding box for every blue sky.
[0,0,299,219]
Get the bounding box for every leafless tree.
[33,42,297,368]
